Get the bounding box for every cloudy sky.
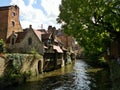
[0,0,62,29]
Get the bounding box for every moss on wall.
[0,53,43,88]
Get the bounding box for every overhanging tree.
[57,0,120,60]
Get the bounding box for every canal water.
[5,60,111,90]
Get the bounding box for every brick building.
[0,5,22,41]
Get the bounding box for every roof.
[44,46,48,49]
[15,31,27,43]
[36,29,47,34]
[53,45,63,53]
[33,30,43,41]
[0,5,19,10]
[7,29,43,44]
[6,31,27,43]
[42,34,51,40]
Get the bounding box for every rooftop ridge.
[0,5,18,10]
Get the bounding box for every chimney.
[29,25,32,29]
[48,25,52,30]
[48,25,52,34]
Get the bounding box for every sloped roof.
[15,31,27,43]
[33,30,43,41]
[53,45,63,53]
[42,34,51,40]
[0,5,18,10]
[6,31,27,43]
[7,29,44,44]
[36,29,47,34]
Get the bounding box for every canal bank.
[5,60,111,90]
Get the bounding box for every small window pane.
[12,12,15,16]
[11,21,15,27]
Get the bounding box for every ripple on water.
[5,60,110,90]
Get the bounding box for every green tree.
[57,0,120,60]
[0,39,5,53]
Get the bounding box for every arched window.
[11,21,15,27]
[12,12,15,16]
[11,38,15,45]
[28,37,32,45]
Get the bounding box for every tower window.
[11,21,15,27]
[28,37,32,45]
[12,12,15,16]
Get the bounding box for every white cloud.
[41,0,61,16]
[10,0,61,29]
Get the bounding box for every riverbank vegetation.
[0,39,5,53]
[0,55,32,89]
[0,52,42,89]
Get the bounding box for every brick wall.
[0,7,9,41]
[0,5,22,41]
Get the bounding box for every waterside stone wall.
[0,53,43,77]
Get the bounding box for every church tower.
[0,5,22,41]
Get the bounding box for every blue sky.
[0,0,61,29]
[0,0,11,6]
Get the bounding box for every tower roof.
[0,5,19,10]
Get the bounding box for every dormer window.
[11,21,15,27]
[12,12,15,16]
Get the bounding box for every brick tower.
[0,5,22,41]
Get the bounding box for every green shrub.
[0,39,5,53]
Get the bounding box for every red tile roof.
[33,30,43,41]
[53,45,63,53]
[36,29,47,34]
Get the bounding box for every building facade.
[0,5,22,41]
[7,26,44,55]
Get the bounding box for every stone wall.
[0,53,43,77]
[0,57,6,76]
[8,29,44,54]
[19,29,43,54]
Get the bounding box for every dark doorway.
[38,61,41,74]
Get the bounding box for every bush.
[0,39,5,53]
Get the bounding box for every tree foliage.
[0,39,5,53]
[57,0,120,60]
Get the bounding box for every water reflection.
[5,60,110,90]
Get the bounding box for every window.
[11,38,15,45]
[57,31,62,36]
[28,37,32,45]
[11,21,15,27]
[12,12,15,16]
[47,40,51,44]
